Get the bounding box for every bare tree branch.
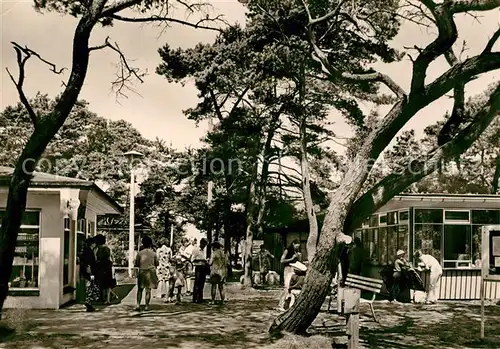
[107,13,226,31]
[483,26,500,53]
[449,0,500,14]
[89,37,146,98]
[100,0,142,17]
[5,42,66,127]
[346,82,500,232]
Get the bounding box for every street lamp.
[124,150,144,277]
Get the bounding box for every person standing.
[257,244,274,285]
[81,237,99,312]
[277,239,302,311]
[208,241,229,305]
[94,234,113,305]
[135,236,159,311]
[414,250,442,304]
[348,237,366,276]
[191,238,208,303]
[179,238,194,296]
[155,244,172,298]
[389,249,411,303]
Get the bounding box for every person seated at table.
[389,249,411,304]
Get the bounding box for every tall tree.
[269,0,500,333]
[0,0,225,316]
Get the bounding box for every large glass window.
[378,227,388,265]
[387,211,398,225]
[398,225,409,252]
[444,225,471,268]
[472,210,500,224]
[414,224,442,262]
[0,210,40,289]
[387,226,398,263]
[415,209,443,223]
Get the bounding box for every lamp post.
[124,150,144,278]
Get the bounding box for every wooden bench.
[343,273,384,322]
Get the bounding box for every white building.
[0,166,122,309]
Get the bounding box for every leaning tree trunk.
[0,11,101,317]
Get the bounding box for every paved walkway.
[2,284,500,349]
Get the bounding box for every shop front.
[0,167,122,309]
[355,194,500,300]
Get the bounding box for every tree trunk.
[0,12,101,317]
[243,161,259,286]
[300,119,319,262]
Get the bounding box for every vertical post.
[480,277,485,339]
[128,169,135,278]
[206,181,213,258]
[170,224,174,248]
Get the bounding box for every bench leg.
[369,302,378,323]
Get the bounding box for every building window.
[415,209,443,224]
[444,210,470,224]
[399,210,409,223]
[387,226,398,262]
[472,210,500,224]
[443,225,471,268]
[379,214,388,226]
[63,218,70,286]
[414,224,442,263]
[0,210,40,289]
[387,211,398,225]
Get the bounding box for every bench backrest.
[345,274,384,294]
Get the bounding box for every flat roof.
[0,166,123,214]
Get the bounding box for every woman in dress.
[81,237,99,312]
[135,235,159,311]
[155,244,172,298]
[208,241,228,305]
[94,234,114,304]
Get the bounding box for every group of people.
[134,236,229,311]
[389,249,442,304]
[80,234,115,312]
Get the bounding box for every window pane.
[378,227,388,265]
[387,226,398,263]
[10,228,39,288]
[444,225,471,262]
[415,209,443,223]
[387,212,398,225]
[370,215,379,227]
[472,210,500,224]
[22,211,40,226]
[444,210,470,221]
[354,230,362,241]
[379,214,387,225]
[472,225,482,267]
[366,229,378,264]
[414,224,442,262]
[397,224,409,254]
[399,210,409,222]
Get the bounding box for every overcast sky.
[1,1,498,151]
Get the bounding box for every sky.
[1,0,499,239]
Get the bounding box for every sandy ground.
[1,283,499,349]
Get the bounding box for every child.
[166,255,186,304]
[208,241,228,305]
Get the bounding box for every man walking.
[415,250,442,304]
[191,238,208,303]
